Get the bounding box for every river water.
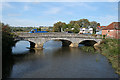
[6,40,118,78]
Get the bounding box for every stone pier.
[69,43,79,47]
[35,43,44,49]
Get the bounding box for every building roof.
[102,22,120,30]
[97,26,106,29]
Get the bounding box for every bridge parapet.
[15,32,101,39]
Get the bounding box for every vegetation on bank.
[1,22,15,56]
[1,22,16,78]
[99,39,120,75]
[10,27,53,32]
[79,46,98,53]
[10,27,34,32]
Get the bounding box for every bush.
[2,23,15,55]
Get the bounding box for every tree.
[90,21,98,28]
[90,21,98,33]
[2,22,15,55]
[53,21,66,32]
[72,23,80,33]
[77,19,90,28]
[37,27,41,31]
[2,24,11,33]
[69,21,77,26]
[97,23,100,26]
[67,24,73,30]
[61,23,67,31]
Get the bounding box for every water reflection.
[4,40,118,78]
[43,40,62,49]
[12,41,30,54]
[2,56,14,79]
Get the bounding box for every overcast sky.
[1,2,118,27]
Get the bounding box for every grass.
[99,38,120,75]
[79,46,98,53]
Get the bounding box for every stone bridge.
[14,32,102,49]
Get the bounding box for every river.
[5,40,118,78]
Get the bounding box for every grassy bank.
[79,46,97,53]
[99,39,119,75]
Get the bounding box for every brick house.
[102,22,120,39]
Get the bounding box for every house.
[41,27,49,31]
[79,28,93,34]
[48,27,53,32]
[96,26,106,35]
[102,22,120,39]
[97,26,106,31]
[39,26,53,31]
[89,28,93,34]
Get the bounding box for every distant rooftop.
[102,22,120,30]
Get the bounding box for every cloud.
[99,15,118,25]
[1,2,13,20]
[32,2,41,4]
[44,7,62,14]
[0,13,2,21]
[2,17,55,26]
[106,0,119,2]
[0,3,1,20]
[2,18,38,27]
[24,5,29,11]
[65,11,74,15]
[7,14,21,17]
[2,2,13,8]
[63,2,97,11]
[2,0,120,2]
[87,15,118,26]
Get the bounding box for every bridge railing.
[14,32,102,39]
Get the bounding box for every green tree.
[61,23,67,31]
[67,24,73,30]
[72,23,80,33]
[90,21,98,33]
[69,21,77,26]
[77,19,90,28]
[90,21,98,28]
[53,21,66,32]
[1,22,15,55]
[37,27,41,31]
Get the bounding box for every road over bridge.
[14,32,102,49]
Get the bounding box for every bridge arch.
[79,40,97,46]
[42,39,72,48]
[56,39,72,47]
[14,40,36,48]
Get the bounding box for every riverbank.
[99,39,119,75]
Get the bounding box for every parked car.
[29,29,48,33]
